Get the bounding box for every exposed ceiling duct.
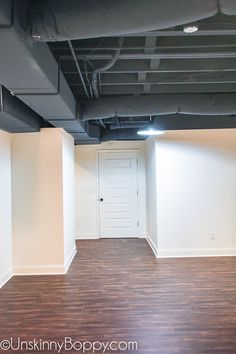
[0,0,100,143]
[2,0,236,144]
[0,85,42,133]
[81,94,236,121]
[28,0,236,42]
[109,122,150,130]
[101,114,236,138]
[101,128,147,142]
[153,114,236,130]
[69,122,101,144]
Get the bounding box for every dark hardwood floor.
[1,239,236,353]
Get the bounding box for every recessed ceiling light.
[137,128,165,136]
[183,24,198,34]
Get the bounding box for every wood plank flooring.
[1,239,236,353]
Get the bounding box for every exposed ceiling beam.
[72,83,236,96]
[50,36,236,51]
[67,71,236,85]
[61,59,236,74]
[120,29,236,37]
[137,37,157,93]
[53,44,236,51]
[48,19,236,111]
[59,51,236,60]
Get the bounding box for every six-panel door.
[98,152,139,238]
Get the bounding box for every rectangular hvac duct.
[0,0,76,120]
[0,85,42,132]
[69,123,101,141]
[48,120,86,133]
[18,73,76,120]
[0,0,11,26]
[0,0,100,143]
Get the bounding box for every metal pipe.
[91,38,124,98]
[68,40,90,99]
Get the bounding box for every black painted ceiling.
[48,12,236,135]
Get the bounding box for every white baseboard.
[157,247,236,258]
[13,264,66,276]
[75,233,99,240]
[13,247,78,276]
[146,234,158,257]
[145,237,236,258]
[0,268,13,288]
[64,246,77,273]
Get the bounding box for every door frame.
[96,149,141,239]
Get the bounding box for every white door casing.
[98,151,139,238]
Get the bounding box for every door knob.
[99,198,104,201]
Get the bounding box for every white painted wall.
[11,128,76,274]
[0,131,12,287]
[62,131,77,270]
[75,141,146,239]
[145,137,158,255]
[155,129,236,257]
[3,125,236,288]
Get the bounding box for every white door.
[98,151,139,238]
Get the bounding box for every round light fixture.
[183,24,198,34]
[137,128,165,136]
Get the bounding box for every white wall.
[62,131,77,270]
[155,129,236,257]
[145,137,158,255]
[11,128,76,274]
[0,131,12,287]
[75,141,146,239]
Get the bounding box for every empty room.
[1,1,236,353]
